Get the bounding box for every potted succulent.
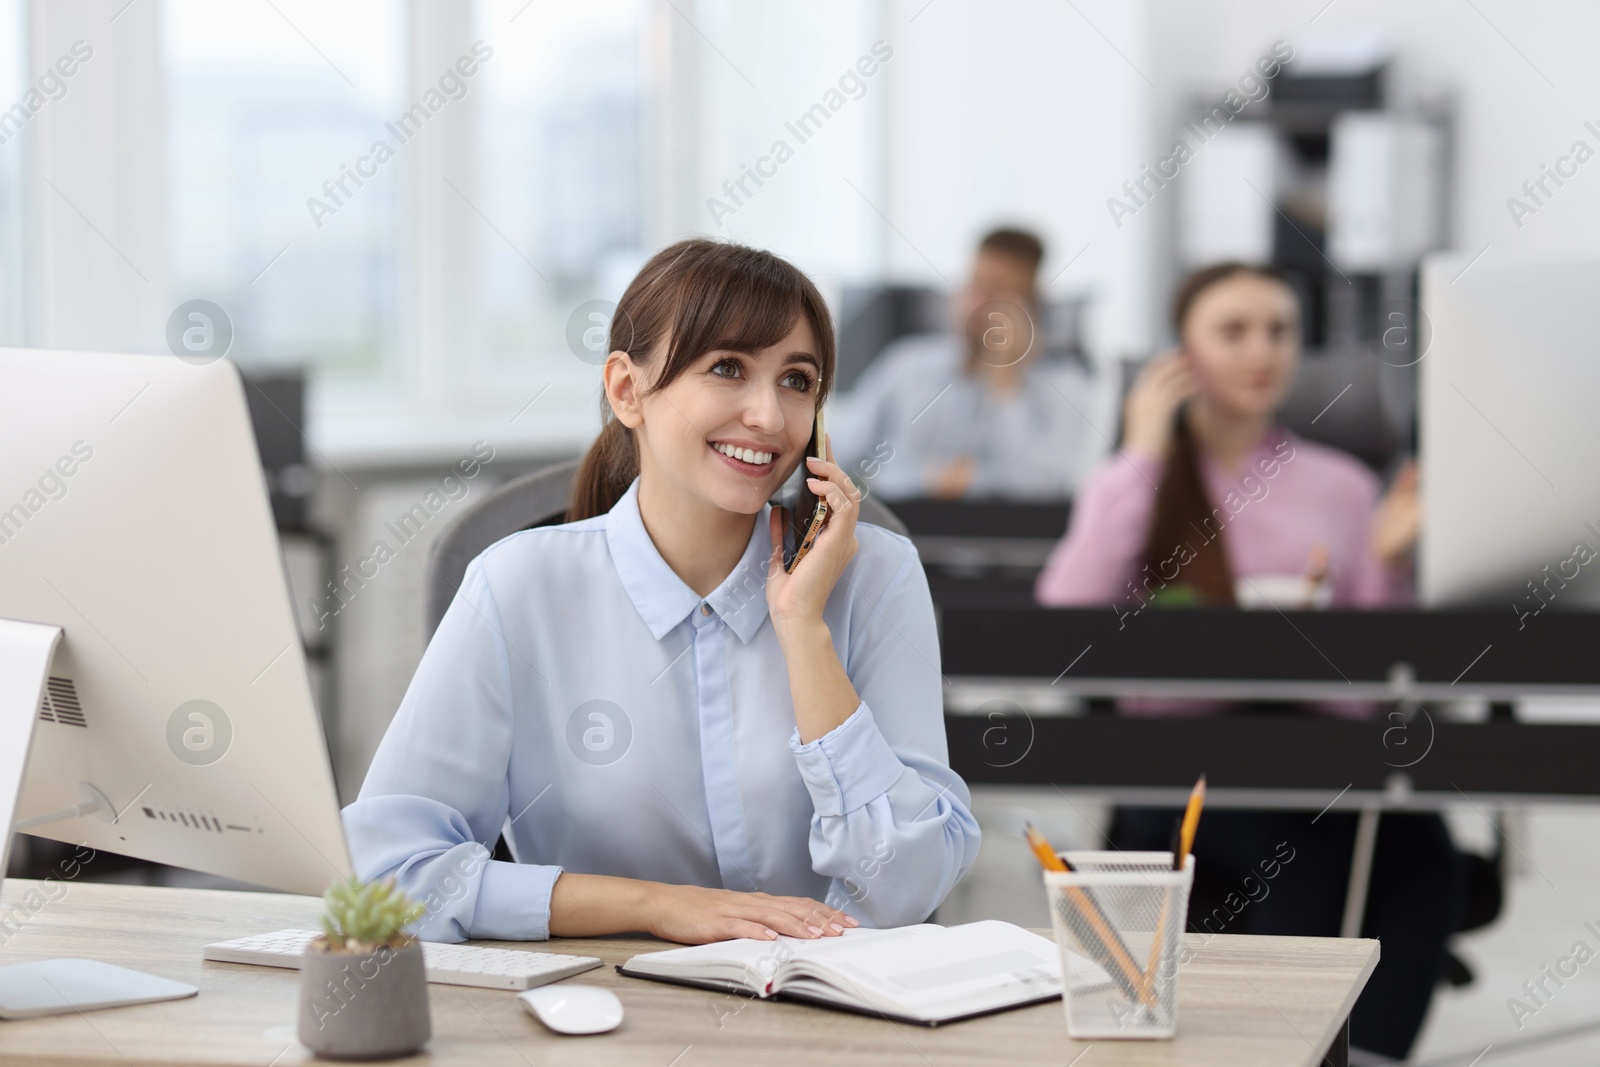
[297,876,431,1060]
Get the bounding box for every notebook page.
[786,920,1108,1019]
[631,922,930,967]
[621,924,936,994]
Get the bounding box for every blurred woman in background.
[1035,263,1457,1062]
[1036,262,1417,612]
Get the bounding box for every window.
[164,0,404,379]
[472,0,648,372]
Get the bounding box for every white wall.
[878,0,1159,366]
[608,0,1170,372]
[650,0,1162,413]
[691,0,887,291]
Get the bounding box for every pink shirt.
[1035,425,1409,610]
[1033,426,1409,718]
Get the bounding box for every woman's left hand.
[767,434,861,635]
[1372,460,1421,566]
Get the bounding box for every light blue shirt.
[342,477,980,942]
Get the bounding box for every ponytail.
[567,239,836,521]
[569,418,638,524]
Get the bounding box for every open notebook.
[617,919,1111,1026]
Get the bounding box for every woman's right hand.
[1122,351,1198,459]
[644,883,859,945]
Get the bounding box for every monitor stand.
[0,618,198,1019]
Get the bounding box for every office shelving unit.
[1173,53,1453,466]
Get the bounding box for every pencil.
[1303,544,1330,605]
[1025,823,1158,1010]
[1140,775,1207,999]
[1175,775,1206,869]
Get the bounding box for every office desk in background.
[942,607,1600,804]
[0,879,1376,1067]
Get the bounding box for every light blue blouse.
[341,477,981,942]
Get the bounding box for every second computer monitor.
[1419,254,1600,607]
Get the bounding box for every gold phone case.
[787,500,829,572]
[785,404,827,573]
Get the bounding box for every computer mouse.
[517,984,624,1035]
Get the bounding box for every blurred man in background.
[830,228,1095,501]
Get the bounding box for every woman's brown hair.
[567,239,837,521]
[1140,263,1292,604]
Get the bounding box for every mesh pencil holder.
[1043,850,1194,1039]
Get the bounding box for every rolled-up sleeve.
[789,541,981,928]
[341,557,563,942]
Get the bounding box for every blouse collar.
[604,478,774,645]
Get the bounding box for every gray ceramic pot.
[297,940,431,1060]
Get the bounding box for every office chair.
[425,459,911,642]
[1273,346,1403,473]
[836,285,947,394]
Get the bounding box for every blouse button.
[700,602,713,617]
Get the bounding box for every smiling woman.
[342,238,980,949]
[568,240,836,523]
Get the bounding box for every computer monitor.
[0,347,351,1015]
[1419,254,1600,608]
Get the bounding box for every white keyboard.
[204,929,603,991]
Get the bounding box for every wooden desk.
[0,879,1376,1067]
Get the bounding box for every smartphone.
[782,402,828,573]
